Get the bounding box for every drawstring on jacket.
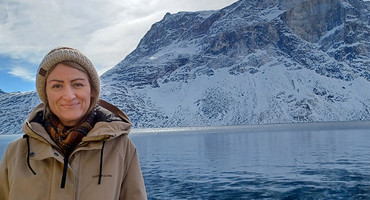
[23,133,69,189]
[60,140,106,188]
[23,134,107,188]
[61,156,69,188]
[23,135,37,175]
[98,141,106,185]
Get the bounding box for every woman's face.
[46,63,92,126]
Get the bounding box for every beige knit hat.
[36,47,100,103]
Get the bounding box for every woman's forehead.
[47,63,89,80]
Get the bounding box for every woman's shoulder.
[2,136,27,159]
[106,134,137,158]
[8,136,26,147]
[108,134,134,148]
[5,134,49,156]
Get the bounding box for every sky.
[0,0,238,93]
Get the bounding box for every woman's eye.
[74,83,84,87]
[52,84,62,89]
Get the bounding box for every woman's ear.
[90,87,95,97]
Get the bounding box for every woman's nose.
[62,86,76,100]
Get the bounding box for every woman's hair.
[43,61,98,121]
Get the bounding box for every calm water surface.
[1,124,370,199]
[130,127,370,199]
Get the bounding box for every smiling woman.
[46,64,93,126]
[0,47,147,200]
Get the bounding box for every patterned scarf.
[45,111,96,156]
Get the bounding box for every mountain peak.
[100,0,370,128]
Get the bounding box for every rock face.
[100,0,370,128]
[0,91,40,134]
[0,0,369,134]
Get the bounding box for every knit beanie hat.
[36,47,100,103]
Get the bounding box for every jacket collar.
[22,100,132,144]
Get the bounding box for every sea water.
[1,122,370,199]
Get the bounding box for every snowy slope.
[100,0,370,128]
[0,91,40,134]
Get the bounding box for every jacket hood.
[23,99,132,144]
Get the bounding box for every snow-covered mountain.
[100,0,370,127]
[0,91,40,134]
[1,0,369,134]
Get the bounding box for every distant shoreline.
[130,120,370,135]
[1,120,369,136]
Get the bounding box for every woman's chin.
[59,114,83,126]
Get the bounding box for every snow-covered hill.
[0,91,40,134]
[0,0,369,134]
[100,0,370,128]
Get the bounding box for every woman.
[0,47,147,199]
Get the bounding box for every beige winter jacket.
[0,100,147,200]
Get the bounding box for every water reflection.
[130,129,370,199]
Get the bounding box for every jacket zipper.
[26,122,106,188]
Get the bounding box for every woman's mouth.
[62,102,80,109]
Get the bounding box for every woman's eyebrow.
[48,78,86,83]
[48,79,64,83]
[71,78,87,82]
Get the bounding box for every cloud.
[8,66,35,82]
[0,0,237,80]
